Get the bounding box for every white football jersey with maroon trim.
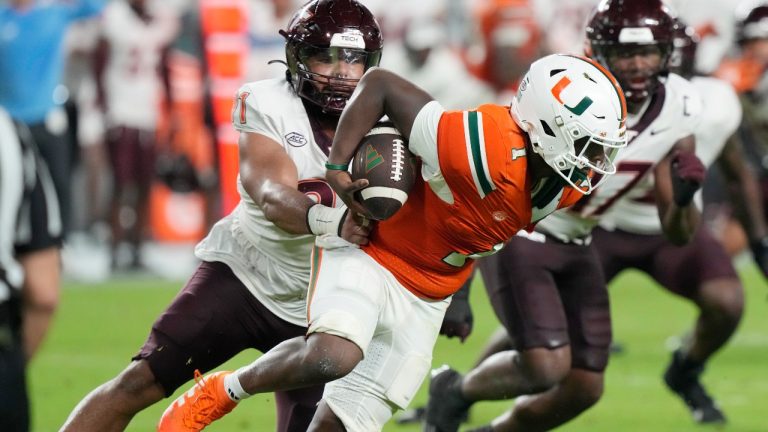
[537,73,703,240]
[597,75,739,234]
[195,78,342,326]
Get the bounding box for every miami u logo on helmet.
[550,76,593,115]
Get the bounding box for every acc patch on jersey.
[351,123,416,220]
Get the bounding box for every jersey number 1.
[236,92,250,125]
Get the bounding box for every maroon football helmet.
[586,0,677,104]
[280,0,383,114]
[736,3,768,43]
[668,20,699,79]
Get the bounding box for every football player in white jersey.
[719,2,768,271]
[423,2,711,431]
[60,1,381,431]
[593,19,768,425]
[94,0,179,270]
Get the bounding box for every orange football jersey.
[363,104,583,299]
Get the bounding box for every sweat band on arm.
[306,204,349,236]
[325,162,349,171]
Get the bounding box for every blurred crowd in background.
[2,0,765,281]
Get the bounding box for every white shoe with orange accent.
[157,370,238,431]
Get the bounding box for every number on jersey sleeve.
[298,179,337,207]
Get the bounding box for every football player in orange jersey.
[423,1,712,431]
[158,53,627,431]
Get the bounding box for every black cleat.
[423,365,472,432]
[663,350,726,424]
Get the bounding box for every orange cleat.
[157,370,238,431]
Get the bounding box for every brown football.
[350,123,417,220]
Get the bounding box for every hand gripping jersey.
[195,78,343,326]
[363,102,584,300]
[538,73,703,240]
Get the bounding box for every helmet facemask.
[559,118,624,189]
[288,42,382,113]
[511,54,628,195]
[513,98,625,194]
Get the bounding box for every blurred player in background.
[60,1,380,431]
[422,2,707,431]
[63,17,108,239]
[535,0,598,56]
[246,0,299,81]
[464,0,544,103]
[160,52,628,431]
[668,0,740,74]
[590,18,757,425]
[0,0,103,362]
[716,2,768,262]
[94,0,179,271]
[382,17,495,110]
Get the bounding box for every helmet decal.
[550,76,594,116]
[618,27,656,44]
[565,54,627,125]
[512,54,628,195]
[330,30,366,49]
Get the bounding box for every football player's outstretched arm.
[326,68,434,213]
[239,132,318,234]
[239,132,370,244]
[655,134,704,245]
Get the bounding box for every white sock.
[223,370,250,402]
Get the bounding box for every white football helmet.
[511,53,627,194]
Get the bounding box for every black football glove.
[440,280,473,342]
[750,236,768,279]
[670,151,706,207]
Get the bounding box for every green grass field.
[29,262,768,431]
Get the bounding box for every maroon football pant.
[478,235,612,372]
[592,226,738,298]
[134,261,322,432]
